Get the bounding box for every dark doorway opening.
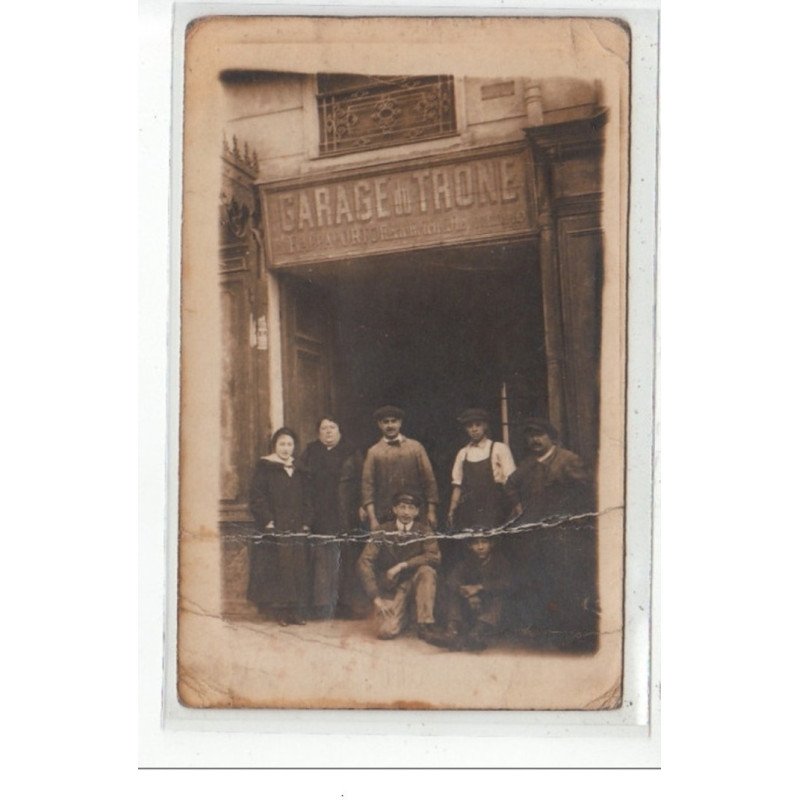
[280,239,547,516]
[269,243,599,651]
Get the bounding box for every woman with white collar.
[248,427,313,626]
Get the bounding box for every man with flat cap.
[447,408,516,531]
[504,418,597,649]
[357,490,441,641]
[362,405,439,531]
[505,418,592,524]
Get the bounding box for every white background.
[1,0,797,790]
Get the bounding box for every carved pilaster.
[219,137,266,528]
[220,136,261,273]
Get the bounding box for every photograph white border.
[139,0,659,767]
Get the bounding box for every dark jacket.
[297,439,363,535]
[247,457,314,611]
[249,457,313,532]
[357,521,441,599]
[448,549,514,598]
[505,445,593,524]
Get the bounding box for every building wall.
[222,74,599,182]
[218,71,605,502]
[217,71,608,616]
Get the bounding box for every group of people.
[247,404,596,652]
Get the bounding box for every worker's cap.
[391,491,422,508]
[457,408,490,425]
[522,417,559,440]
[373,405,405,421]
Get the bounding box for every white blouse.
[451,438,516,486]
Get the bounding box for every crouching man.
[430,535,513,652]
[357,492,440,641]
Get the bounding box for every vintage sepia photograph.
[178,15,630,710]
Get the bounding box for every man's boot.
[464,621,495,652]
[421,623,463,650]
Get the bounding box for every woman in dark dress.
[248,427,313,626]
[298,416,366,619]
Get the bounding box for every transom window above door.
[316,74,457,157]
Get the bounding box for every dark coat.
[296,440,364,614]
[297,439,363,535]
[445,548,514,629]
[247,458,314,612]
[249,457,313,532]
[447,549,514,598]
[505,446,592,524]
[504,446,598,642]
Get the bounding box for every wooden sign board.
[262,145,536,267]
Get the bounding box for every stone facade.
[218,71,606,535]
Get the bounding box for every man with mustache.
[504,418,596,649]
[361,405,440,532]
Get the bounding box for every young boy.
[357,491,441,641]
[432,535,513,652]
[447,408,515,531]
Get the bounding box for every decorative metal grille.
[317,75,457,156]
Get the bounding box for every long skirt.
[309,536,340,619]
[247,533,311,615]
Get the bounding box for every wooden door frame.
[274,272,335,448]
